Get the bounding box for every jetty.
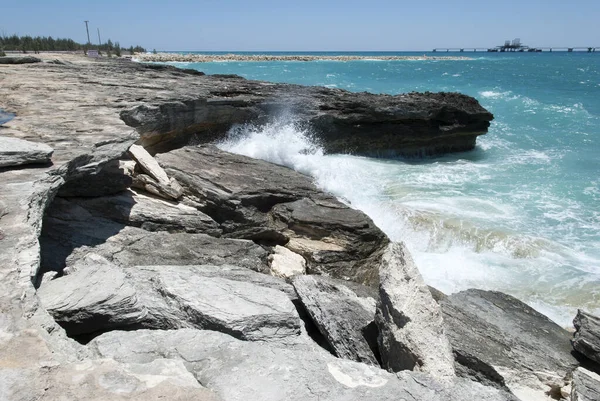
[434,38,598,53]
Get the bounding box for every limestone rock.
[292,275,379,365]
[572,367,600,401]
[157,145,388,286]
[376,242,456,380]
[0,136,53,167]
[269,245,306,278]
[129,143,183,200]
[65,189,221,235]
[573,309,600,364]
[39,257,301,341]
[38,254,145,335]
[440,289,579,399]
[58,159,134,197]
[0,56,41,64]
[90,329,517,401]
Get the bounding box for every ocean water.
[169,52,600,326]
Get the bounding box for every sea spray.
[217,118,600,326]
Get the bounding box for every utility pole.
[84,21,91,44]
[97,28,102,46]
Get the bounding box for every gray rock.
[292,275,379,365]
[0,136,53,167]
[129,143,184,200]
[157,145,388,286]
[39,257,301,341]
[572,367,600,401]
[573,310,600,364]
[3,357,220,401]
[65,189,221,235]
[440,289,579,399]
[58,159,134,197]
[376,242,456,381]
[90,329,517,401]
[63,225,269,272]
[38,254,146,335]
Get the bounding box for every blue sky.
[2,0,599,51]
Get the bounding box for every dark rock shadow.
[37,191,134,287]
[381,145,489,165]
[0,161,54,173]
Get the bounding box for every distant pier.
[433,38,598,53]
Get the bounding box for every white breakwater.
[218,119,600,327]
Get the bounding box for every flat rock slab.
[440,289,579,398]
[573,310,600,364]
[572,367,600,401]
[292,275,379,365]
[90,329,517,401]
[39,255,301,342]
[376,242,456,381]
[0,56,41,64]
[0,136,53,167]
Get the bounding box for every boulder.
[129,143,183,200]
[90,329,517,401]
[65,189,221,235]
[0,136,53,167]
[376,242,455,381]
[292,275,379,365]
[65,225,269,272]
[39,256,301,341]
[269,245,306,278]
[572,367,600,401]
[58,159,134,197]
[573,310,600,364]
[440,289,579,399]
[157,145,388,286]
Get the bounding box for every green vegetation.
[0,33,145,54]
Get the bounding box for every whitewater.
[174,52,600,326]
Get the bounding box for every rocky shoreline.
[1,53,600,401]
[134,52,472,63]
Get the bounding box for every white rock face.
[128,144,183,200]
[0,136,53,167]
[572,367,600,401]
[268,245,306,279]
[376,242,456,381]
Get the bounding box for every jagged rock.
[65,189,221,235]
[157,145,388,286]
[440,289,579,399]
[0,136,53,167]
[69,226,268,270]
[572,367,600,401]
[376,242,455,381]
[90,329,517,401]
[38,254,145,335]
[292,275,379,365]
[573,310,600,364]
[58,159,134,197]
[269,245,306,278]
[39,255,301,341]
[129,144,183,200]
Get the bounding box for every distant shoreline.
[133,53,472,63]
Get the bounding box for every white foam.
[217,119,600,327]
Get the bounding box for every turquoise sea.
[167,51,600,326]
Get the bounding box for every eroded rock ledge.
[0,54,586,401]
